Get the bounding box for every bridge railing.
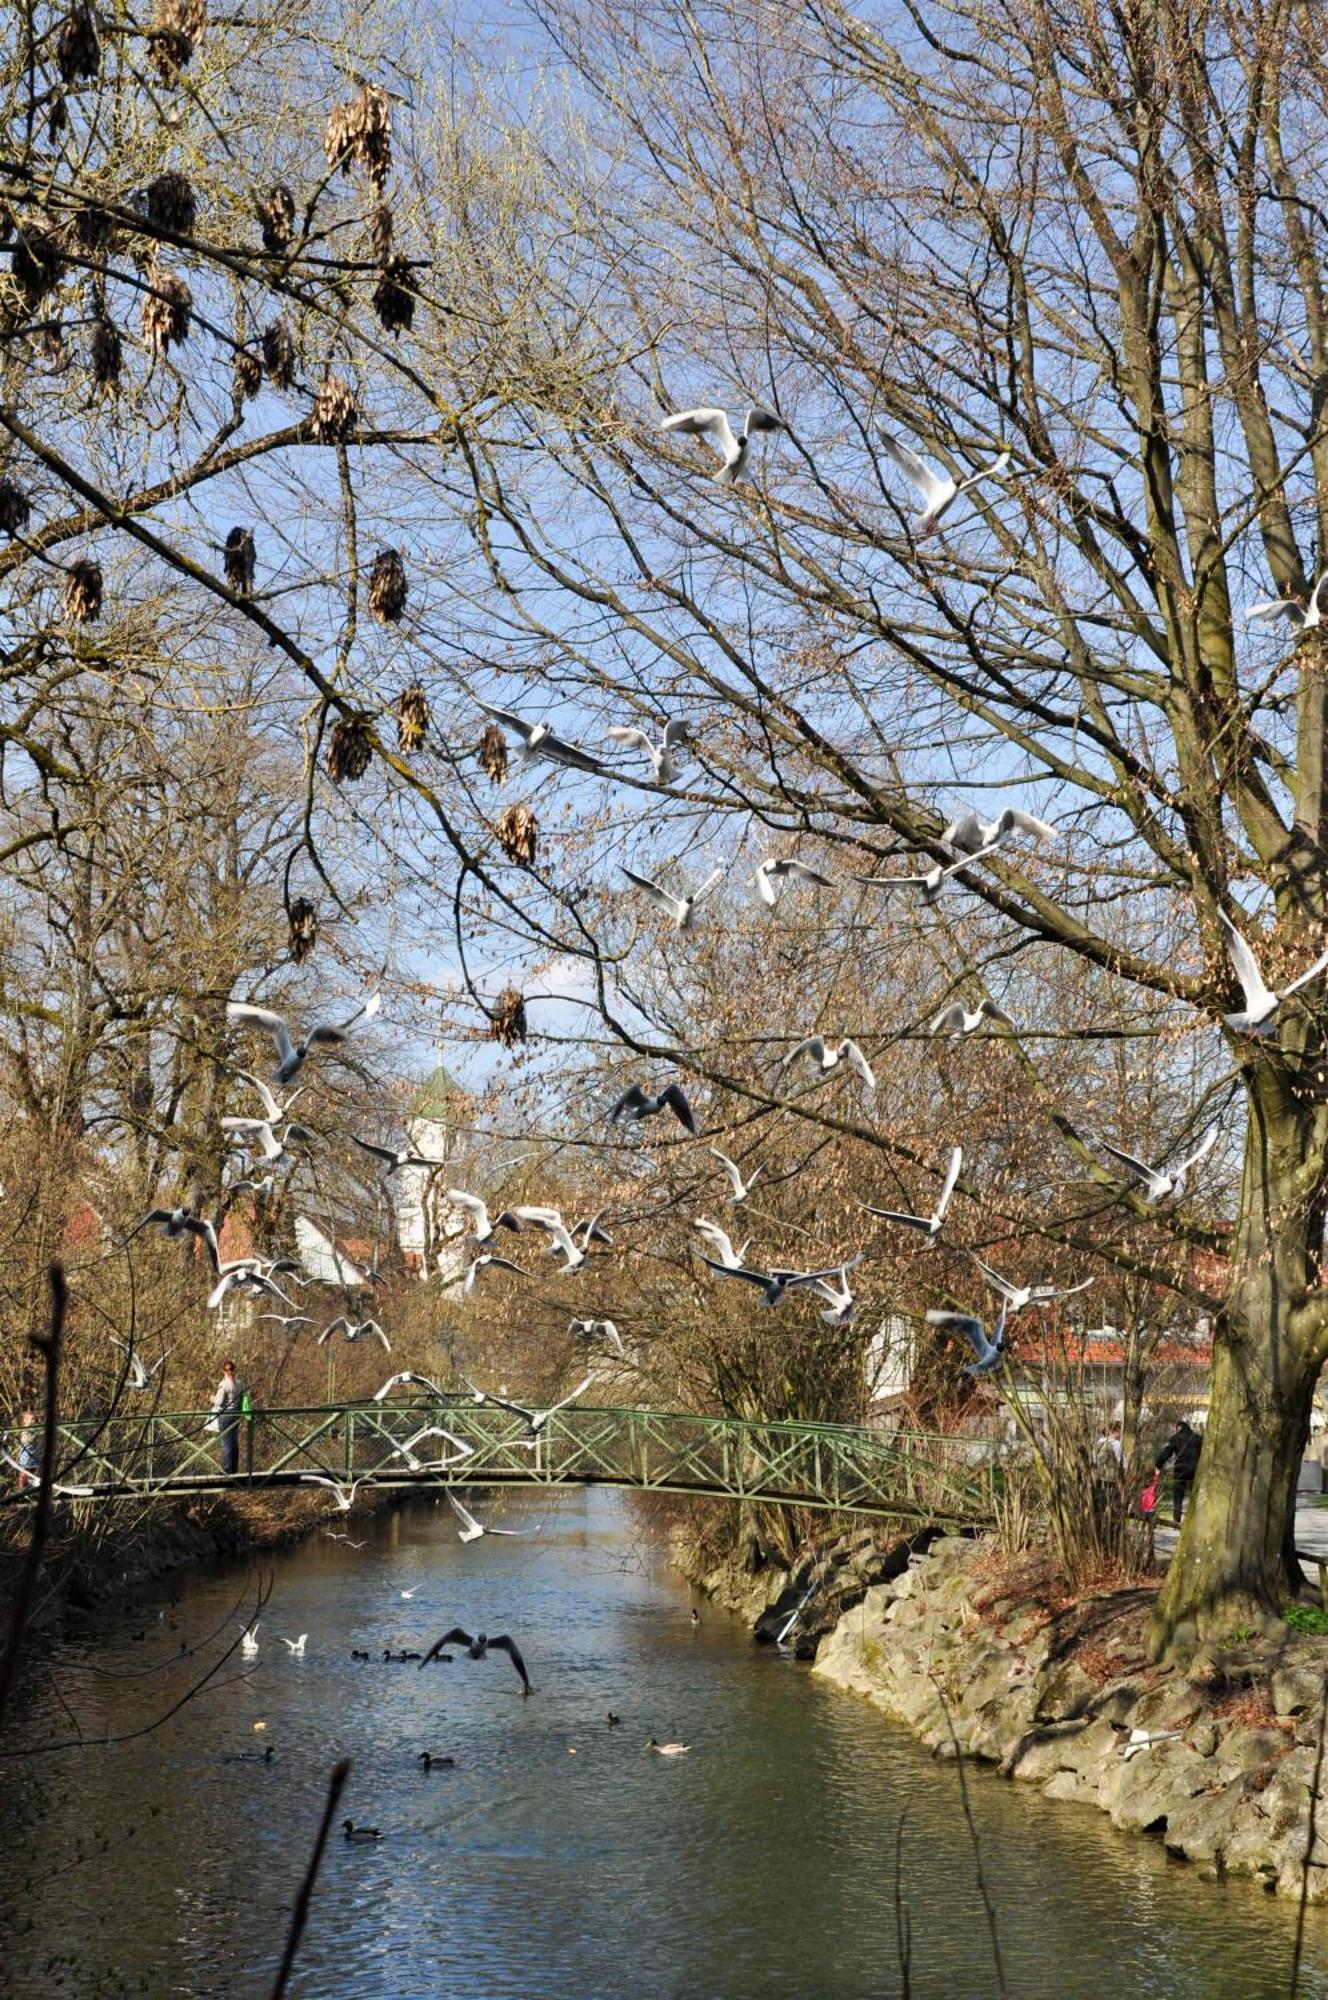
[2,1400,998,1521]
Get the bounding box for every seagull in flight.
[692,1217,751,1269]
[879,431,1010,536]
[608,1081,698,1134]
[140,1207,219,1263]
[257,1312,312,1331]
[855,853,985,904]
[861,1147,963,1240]
[568,1317,626,1358]
[447,1253,531,1295]
[940,806,1057,858]
[352,1134,448,1176]
[477,701,609,777]
[227,1070,305,1125]
[207,1260,299,1310]
[317,1317,391,1351]
[708,1147,763,1204]
[606,718,695,786]
[1248,570,1328,633]
[1217,912,1328,1035]
[968,1254,1092,1315]
[926,1304,1009,1375]
[700,1253,863,1309]
[110,1337,174,1390]
[569,1209,613,1250]
[1096,1126,1218,1204]
[391,1426,476,1471]
[300,1475,370,1511]
[372,1370,451,1403]
[930,999,1015,1039]
[776,1036,875,1098]
[222,1115,317,1165]
[226,989,380,1084]
[751,857,834,907]
[447,1492,531,1542]
[620,864,722,932]
[444,1188,526,1243]
[463,1375,594,1434]
[420,1626,532,1692]
[660,403,785,484]
[809,1267,857,1326]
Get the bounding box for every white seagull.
[862,1147,963,1240]
[372,1370,450,1403]
[940,806,1057,858]
[316,1317,391,1351]
[221,1116,317,1165]
[391,1426,475,1471]
[477,701,609,776]
[352,1134,448,1176]
[879,431,1010,536]
[855,853,984,904]
[444,1189,526,1243]
[620,864,722,932]
[140,1207,220,1264]
[809,1267,857,1326]
[1247,571,1328,633]
[930,1000,1015,1039]
[226,989,380,1084]
[926,1304,1009,1376]
[568,1317,626,1358]
[751,857,834,907]
[968,1254,1093,1315]
[607,718,695,786]
[227,1071,306,1125]
[776,1036,876,1097]
[660,403,785,484]
[1218,912,1328,1035]
[279,1634,308,1656]
[608,1081,698,1135]
[463,1375,595,1434]
[240,1624,260,1657]
[110,1337,174,1390]
[299,1475,369,1511]
[692,1217,752,1269]
[447,1253,531,1296]
[708,1147,763,1204]
[447,1492,529,1542]
[1097,1126,1218,1204]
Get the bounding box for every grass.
[1285,1603,1328,1636]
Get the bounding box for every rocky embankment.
[690,1527,1328,1901]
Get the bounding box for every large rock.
[1100,1741,1210,1834]
[1272,1664,1327,1718]
[1034,1659,1099,1723]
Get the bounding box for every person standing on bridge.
[211,1360,248,1477]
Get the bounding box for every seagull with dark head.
[419,1626,532,1693]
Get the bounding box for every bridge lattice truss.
[2,1401,997,1523]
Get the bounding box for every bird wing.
[941,810,986,856]
[691,867,724,906]
[743,405,785,436]
[658,1083,698,1133]
[477,700,536,744]
[662,718,694,749]
[620,866,686,921]
[752,861,779,906]
[1174,1125,1218,1175]
[510,1205,564,1229]
[934,1146,963,1223]
[968,1253,1018,1301]
[1030,1278,1094,1303]
[1000,808,1056,844]
[1280,945,1328,999]
[879,432,949,506]
[420,1627,472,1667]
[317,1318,352,1345]
[861,1203,931,1232]
[1247,596,1300,624]
[488,1635,532,1692]
[1218,912,1272,1011]
[482,1255,529,1278]
[233,1069,284,1122]
[446,1189,491,1230]
[779,1255,865,1289]
[701,1255,773,1288]
[779,1036,827,1072]
[929,1005,963,1035]
[546,1221,582,1267]
[351,1134,399,1166]
[546,1374,595,1416]
[447,1492,482,1535]
[608,1084,650,1123]
[959,448,1011,492]
[606,725,653,755]
[535,731,610,776]
[979,1001,1016,1027]
[1098,1141,1158,1184]
[182,1216,221,1270]
[708,1147,745,1198]
[785,860,833,886]
[600,1321,625,1356]
[227,1003,296,1070]
[693,1216,740,1263]
[310,989,381,1046]
[925,1309,987,1359]
[840,1040,876,1092]
[661,407,737,455]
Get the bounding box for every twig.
[892,1811,912,1999]
[0,1263,65,1736]
[932,1681,1007,1995]
[1290,1674,1328,1998]
[270,1756,353,1998]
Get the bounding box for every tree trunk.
[1150,1076,1328,1655]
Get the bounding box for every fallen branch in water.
[271,1756,353,1998]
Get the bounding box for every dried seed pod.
[369,204,393,262]
[326,715,373,783]
[372,258,414,337]
[496,803,537,865]
[478,722,508,786]
[233,348,261,401]
[0,478,31,537]
[40,325,65,367]
[490,986,528,1049]
[368,547,407,624]
[89,315,121,389]
[309,372,357,443]
[257,185,296,254]
[146,171,197,236]
[325,83,392,193]
[149,0,205,79]
[287,896,317,964]
[63,558,103,623]
[223,526,255,594]
[48,96,69,143]
[141,270,191,355]
[395,683,428,754]
[57,2,101,82]
[261,318,294,388]
[12,228,64,313]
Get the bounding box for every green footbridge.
[2,1399,998,1523]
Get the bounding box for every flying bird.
[391,1426,475,1471]
[879,431,1010,536]
[257,1313,312,1331]
[447,1253,531,1295]
[692,1217,751,1269]
[1096,1126,1218,1204]
[477,701,609,777]
[569,1209,614,1250]
[606,718,695,786]
[372,1370,450,1403]
[861,1146,963,1241]
[855,853,983,904]
[446,1492,529,1542]
[419,1626,532,1693]
[444,1189,526,1243]
[968,1253,1092,1315]
[929,1000,1015,1040]
[809,1267,857,1326]
[608,1081,698,1135]
[226,989,380,1084]
[926,1305,1009,1376]
[940,806,1057,857]
[1217,912,1328,1035]
[140,1207,219,1266]
[568,1317,626,1358]
[110,1337,174,1390]
[1247,571,1328,633]
[221,1115,317,1165]
[352,1134,448,1176]
[660,404,785,484]
[751,857,834,906]
[317,1317,391,1351]
[708,1147,763,1204]
[463,1375,594,1434]
[619,864,722,932]
[700,1252,863,1309]
[299,1475,369,1511]
[776,1036,875,1097]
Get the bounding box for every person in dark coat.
[1155,1418,1202,1525]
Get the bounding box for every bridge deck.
[2,1400,997,1523]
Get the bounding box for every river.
[4,1491,1326,1999]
